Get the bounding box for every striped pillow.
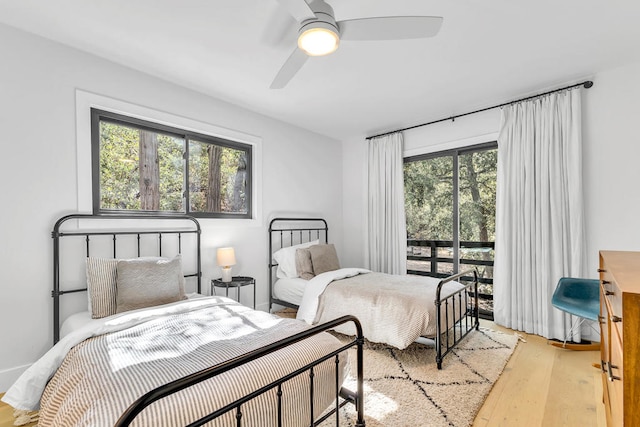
[86,257,119,319]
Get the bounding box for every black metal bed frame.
[52,213,202,344]
[268,217,329,311]
[268,217,480,369]
[52,214,365,426]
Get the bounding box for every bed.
[268,217,480,369]
[2,214,365,427]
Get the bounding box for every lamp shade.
[216,247,236,267]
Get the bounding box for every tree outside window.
[92,109,251,218]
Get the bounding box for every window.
[91,109,252,218]
[404,142,497,318]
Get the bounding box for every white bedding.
[272,277,308,306]
[296,268,371,323]
[59,311,93,339]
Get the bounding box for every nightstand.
[211,276,256,309]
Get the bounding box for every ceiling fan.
[270,0,443,89]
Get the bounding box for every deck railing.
[407,239,495,316]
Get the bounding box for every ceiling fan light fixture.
[298,22,340,56]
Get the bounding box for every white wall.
[583,61,640,271]
[0,23,343,391]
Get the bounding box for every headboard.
[52,214,201,343]
[267,217,328,311]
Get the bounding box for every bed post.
[268,218,275,312]
[51,220,62,345]
[435,288,443,370]
[473,269,480,330]
[355,330,366,427]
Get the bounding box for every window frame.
[404,141,497,319]
[404,140,497,273]
[90,108,253,219]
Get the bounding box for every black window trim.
[404,141,498,164]
[90,108,253,219]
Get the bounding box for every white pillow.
[273,240,319,279]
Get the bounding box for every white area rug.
[321,328,519,427]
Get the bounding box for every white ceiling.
[1,0,640,141]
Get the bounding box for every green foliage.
[157,134,185,211]
[99,122,142,210]
[99,121,247,214]
[189,140,247,213]
[404,148,497,289]
[404,156,453,240]
[459,149,497,242]
[404,149,496,242]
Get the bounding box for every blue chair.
[550,277,601,351]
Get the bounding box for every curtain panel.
[493,89,586,340]
[367,132,407,275]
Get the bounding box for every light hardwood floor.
[0,319,606,427]
[474,320,606,427]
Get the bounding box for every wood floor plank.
[542,349,601,426]
[473,321,606,427]
[488,334,554,426]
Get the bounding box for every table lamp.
[217,247,236,282]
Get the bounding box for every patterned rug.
[320,328,519,427]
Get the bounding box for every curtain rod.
[365,80,594,140]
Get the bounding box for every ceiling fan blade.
[273,0,316,22]
[339,16,443,41]
[270,48,309,89]
[262,6,297,47]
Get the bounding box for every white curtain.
[367,132,407,274]
[493,89,586,340]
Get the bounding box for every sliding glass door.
[404,142,497,318]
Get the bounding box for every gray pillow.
[86,257,119,319]
[116,255,186,314]
[308,244,340,275]
[295,248,315,280]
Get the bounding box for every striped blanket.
[27,298,346,426]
